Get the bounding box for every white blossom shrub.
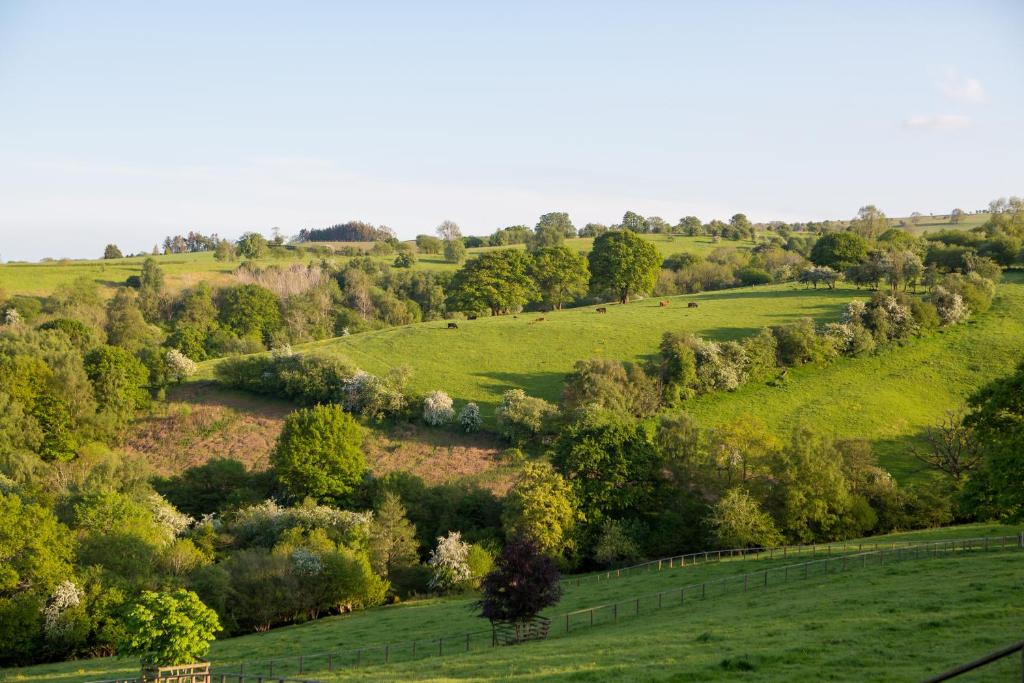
[291,548,325,576]
[271,343,294,359]
[423,390,455,426]
[166,348,198,383]
[692,339,747,392]
[42,580,81,639]
[931,287,970,325]
[2,307,22,326]
[428,531,473,592]
[342,370,408,419]
[229,500,372,548]
[458,402,482,433]
[147,493,193,541]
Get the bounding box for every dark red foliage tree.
[477,538,562,629]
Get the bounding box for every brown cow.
[596,307,607,314]
[659,300,669,307]
[534,317,545,322]
[447,322,459,329]
[687,302,699,309]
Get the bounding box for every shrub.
[465,544,495,589]
[165,349,197,383]
[736,266,772,286]
[495,389,559,444]
[771,318,831,367]
[342,369,411,420]
[457,402,482,433]
[423,390,455,426]
[561,359,661,418]
[929,286,970,325]
[592,518,642,567]
[708,488,783,549]
[428,531,473,593]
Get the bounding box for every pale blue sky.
[1,1,1021,260]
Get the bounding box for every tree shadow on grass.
[472,370,569,404]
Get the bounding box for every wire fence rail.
[201,532,1024,679]
[560,532,1024,586]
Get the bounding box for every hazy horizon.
[1,1,1022,261]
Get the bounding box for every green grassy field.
[687,271,1024,480]
[197,281,866,411]
[4,523,1018,683]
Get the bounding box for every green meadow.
[5,523,1018,683]
[197,280,866,411]
[687,271,1024,480]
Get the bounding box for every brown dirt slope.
[127,383,512,490]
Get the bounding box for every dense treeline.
[296,221,395,243]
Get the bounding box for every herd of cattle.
[445,300,699,329]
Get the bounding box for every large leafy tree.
[850,205,890,239]
[587,230,660,303]
[476,538,562,630]
[84,345,150,432]
[236,232,268,260]
[447,249,539,315]
[527,212,574,252]
[272,405,366,502]
[218,284,282,344]
[502,463,579,560]
[551,418,663,524]
[118,589,220,666]
[809,232,869,271]
[529,246,589,310]
[963,361,1024,519]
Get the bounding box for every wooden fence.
[204,533,1023,679]
[561,532,1024,586]
[922,637,1024,682]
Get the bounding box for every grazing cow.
[596,307,607,314]
[534,317,545,322]
[687,302,699,309]
[447,322,459,329]
[659,300,669,307]
[467,315,478,320]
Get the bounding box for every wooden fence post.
[466,633,470,651]
[298,655,303,674]
[328,654,333,671]
[384,644,389,664]
[763,569,768,587]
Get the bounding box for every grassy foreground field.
[4,524,1019,683]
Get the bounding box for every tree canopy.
[447,249,539,315]
[271,405,367,502]
[588,230,660,303]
